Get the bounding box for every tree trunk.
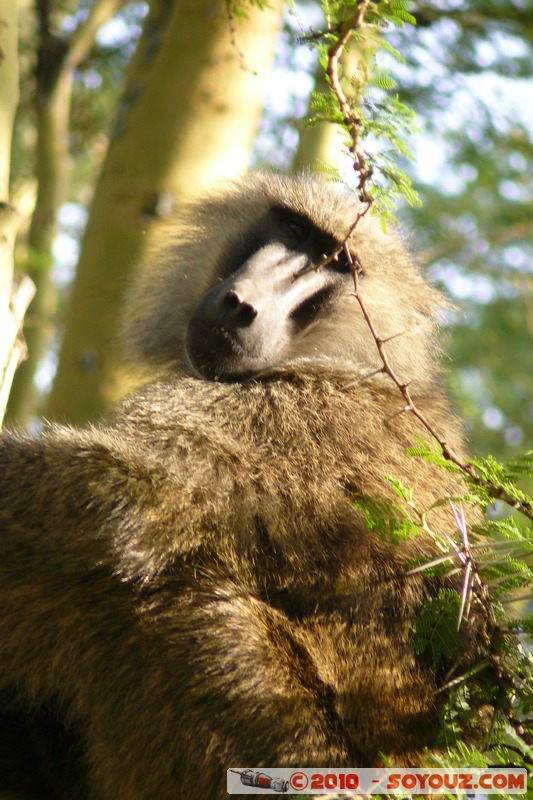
[0,0,35,427]
[47,0,284,424]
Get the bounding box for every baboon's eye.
[284,216,309,242]
[270,206,313,246]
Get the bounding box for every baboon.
[0,174,478,799]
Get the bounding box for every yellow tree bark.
[47,0,285,424]
[293,43,370,182]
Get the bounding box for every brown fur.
[0,174,475,799]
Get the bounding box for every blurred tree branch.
[7,0,126,424]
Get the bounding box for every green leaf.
[412,589,462,670]
[353,495,419,543]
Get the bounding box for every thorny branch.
[224,0,259,75]
[346,244,533,522]
[326,1,374,207]
[322,1,533,523]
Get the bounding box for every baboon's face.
[124,175,441,386]
[185,205,352,381]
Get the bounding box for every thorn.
[380,329,408,344]
[361,366,386,381]
[388,405,412,420]
[341,367,385,390]
[293,263,316,279]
